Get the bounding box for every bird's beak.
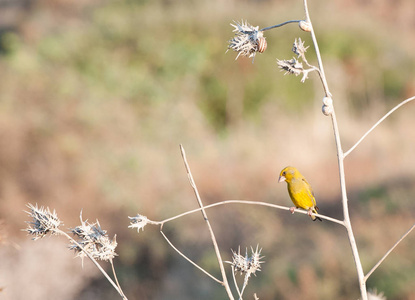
[278,175,286,183]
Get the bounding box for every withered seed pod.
[257,37,267,53]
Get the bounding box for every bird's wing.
[302,177,317,207]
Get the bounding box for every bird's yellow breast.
[287,181,316,210]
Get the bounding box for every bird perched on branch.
[278,166,322,221]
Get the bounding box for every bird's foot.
[307,209,313,216]
[289,207,296,214]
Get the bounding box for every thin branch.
[231,266,243,300]
[158,200,344,226]
[180,145,234,300]
[160,230,222,285]
[303,0,331,97]
[344,96,415,158]
[180,144,208,220]
[364,223,415,282]
[110,259,126,299]
[260,20,301,32]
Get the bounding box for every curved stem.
[160,230,223,285]
[260,20,301,32]
[158,200,344,226]
[344,96,415,158]
[110,259,126,299]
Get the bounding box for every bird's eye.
[282,171,286,176]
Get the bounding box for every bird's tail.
[311,207,322,222]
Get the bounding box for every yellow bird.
[278,166,322,221]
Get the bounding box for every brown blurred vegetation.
[0,0,414,299]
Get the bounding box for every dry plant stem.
[58,230,127,299]
[344,96,415,158]
[231,266,243,300]
[159,230,222,284]
[303,0,331,97]
[180,145,234,300]
[330,111,367,300]
[303,0,367,298]
[110,259,126,299]
[260,20,301,32]
[364,223,415,282]
[159,200,344,226]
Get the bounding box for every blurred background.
[0,0,414,299]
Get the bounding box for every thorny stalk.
[61,230,127,300]
[24,204,127,299]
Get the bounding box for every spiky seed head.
[228,20,266,61]
[24,203,62,240]
[70,215,117,263]
[128,214,149,233]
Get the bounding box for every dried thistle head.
[69,213,117,263]
[368,289,387,300]
[227,245,264,281]
[228,20,267,61]
[24,203,62,240]
[277,58,304,77]
[128,214,149,233]
[292,38,309,59]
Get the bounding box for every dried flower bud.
[299,20,312,32]
[70,214,118,262]
[292,38,309,57]
[128,214,149,233]
[277,58,304,76]
[226,245,264,281]
[367,289,387,300]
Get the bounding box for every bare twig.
[110,259,126,299]
[260,20,301,32]
[160,230,222,284]
[180,145,234,300]
[158,200,344,226]
[231,265,243,300]
[344,96,415,158]
[303,0,331,97]
[364,223,415,282]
